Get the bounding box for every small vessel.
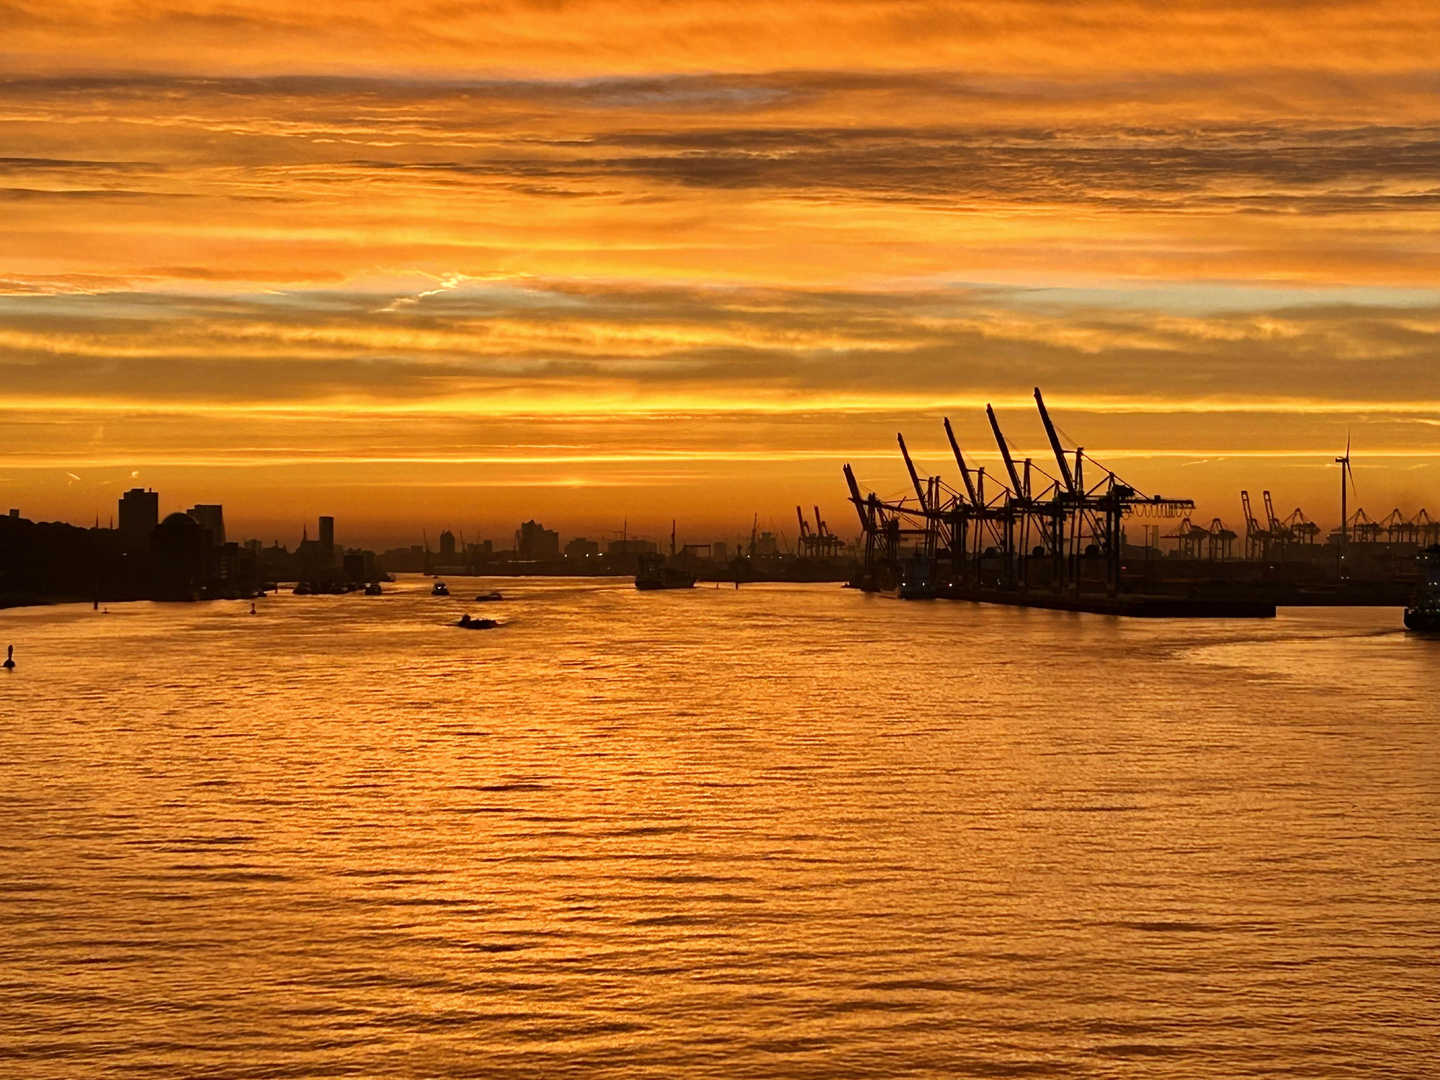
[635,551,696,591]
[474,591,503,602]
[364,582,383,596]
[1404,545,1440,631]
[457,614,499,630]
[879,557,937,600]
[432,581,450,597]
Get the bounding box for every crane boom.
[986,404,1025,498]
[1033,388,1077,495]
[842,464,870,531]
[1241,490,1258,532]
[1263,490,1281,534]
[897,432,928,511]
[942,417,981,507]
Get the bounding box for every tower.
[118,488,159,547]
[187,504,225,546]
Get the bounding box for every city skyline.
[40,484,819,557]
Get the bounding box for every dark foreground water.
[2,578,1438,1078]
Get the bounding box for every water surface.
[2,579,1437,1077]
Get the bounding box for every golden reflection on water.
[2,580,1438,1076]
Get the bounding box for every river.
[2,578,1437,1077]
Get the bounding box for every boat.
[457,614,499,629]
[874,557,937,600]
[364,582,383,596]
[474,591,503,602]
[635,551,697,591]
[1404,545,1440,630]
[431,581,450,597]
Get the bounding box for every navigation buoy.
[3,645,13,670]
[250,602,257,614]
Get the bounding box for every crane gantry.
[843,388,1194,596]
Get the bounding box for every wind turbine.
[1335,432,1356,543]
[1336,433,1356,579]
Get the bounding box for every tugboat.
[474,591,503,602]
[457,614,499,630]
[635,551,696,591]
[1404,545,1440,631]
[364,582,383,596]
[431,580,450,597]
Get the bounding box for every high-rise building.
[564,537,600,559]
[439,529,457,560]
[187,504,225,546]
[118,488,159,546]
[319,516,334,557]
[517,520,560,560]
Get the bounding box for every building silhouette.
[565,537,600,559]
[151,512,209,599]
[118,488,159,548]
[517,520,560,560]
[607,537,658,557]
[319,516,335,559]
[439,529,457,560]
[343,548,376,584]
[188,504,225,546]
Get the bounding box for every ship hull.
[1404,607,1440,631]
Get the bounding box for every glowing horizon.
[6,1,1440,544]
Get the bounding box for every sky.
[5,1,1440,549]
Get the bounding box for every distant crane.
[1240,491,1270,561]
[796,504,845,558]
[1263,491,1284,548]
[1206,518,1238,561]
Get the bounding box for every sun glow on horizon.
[5,2,1440,537]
